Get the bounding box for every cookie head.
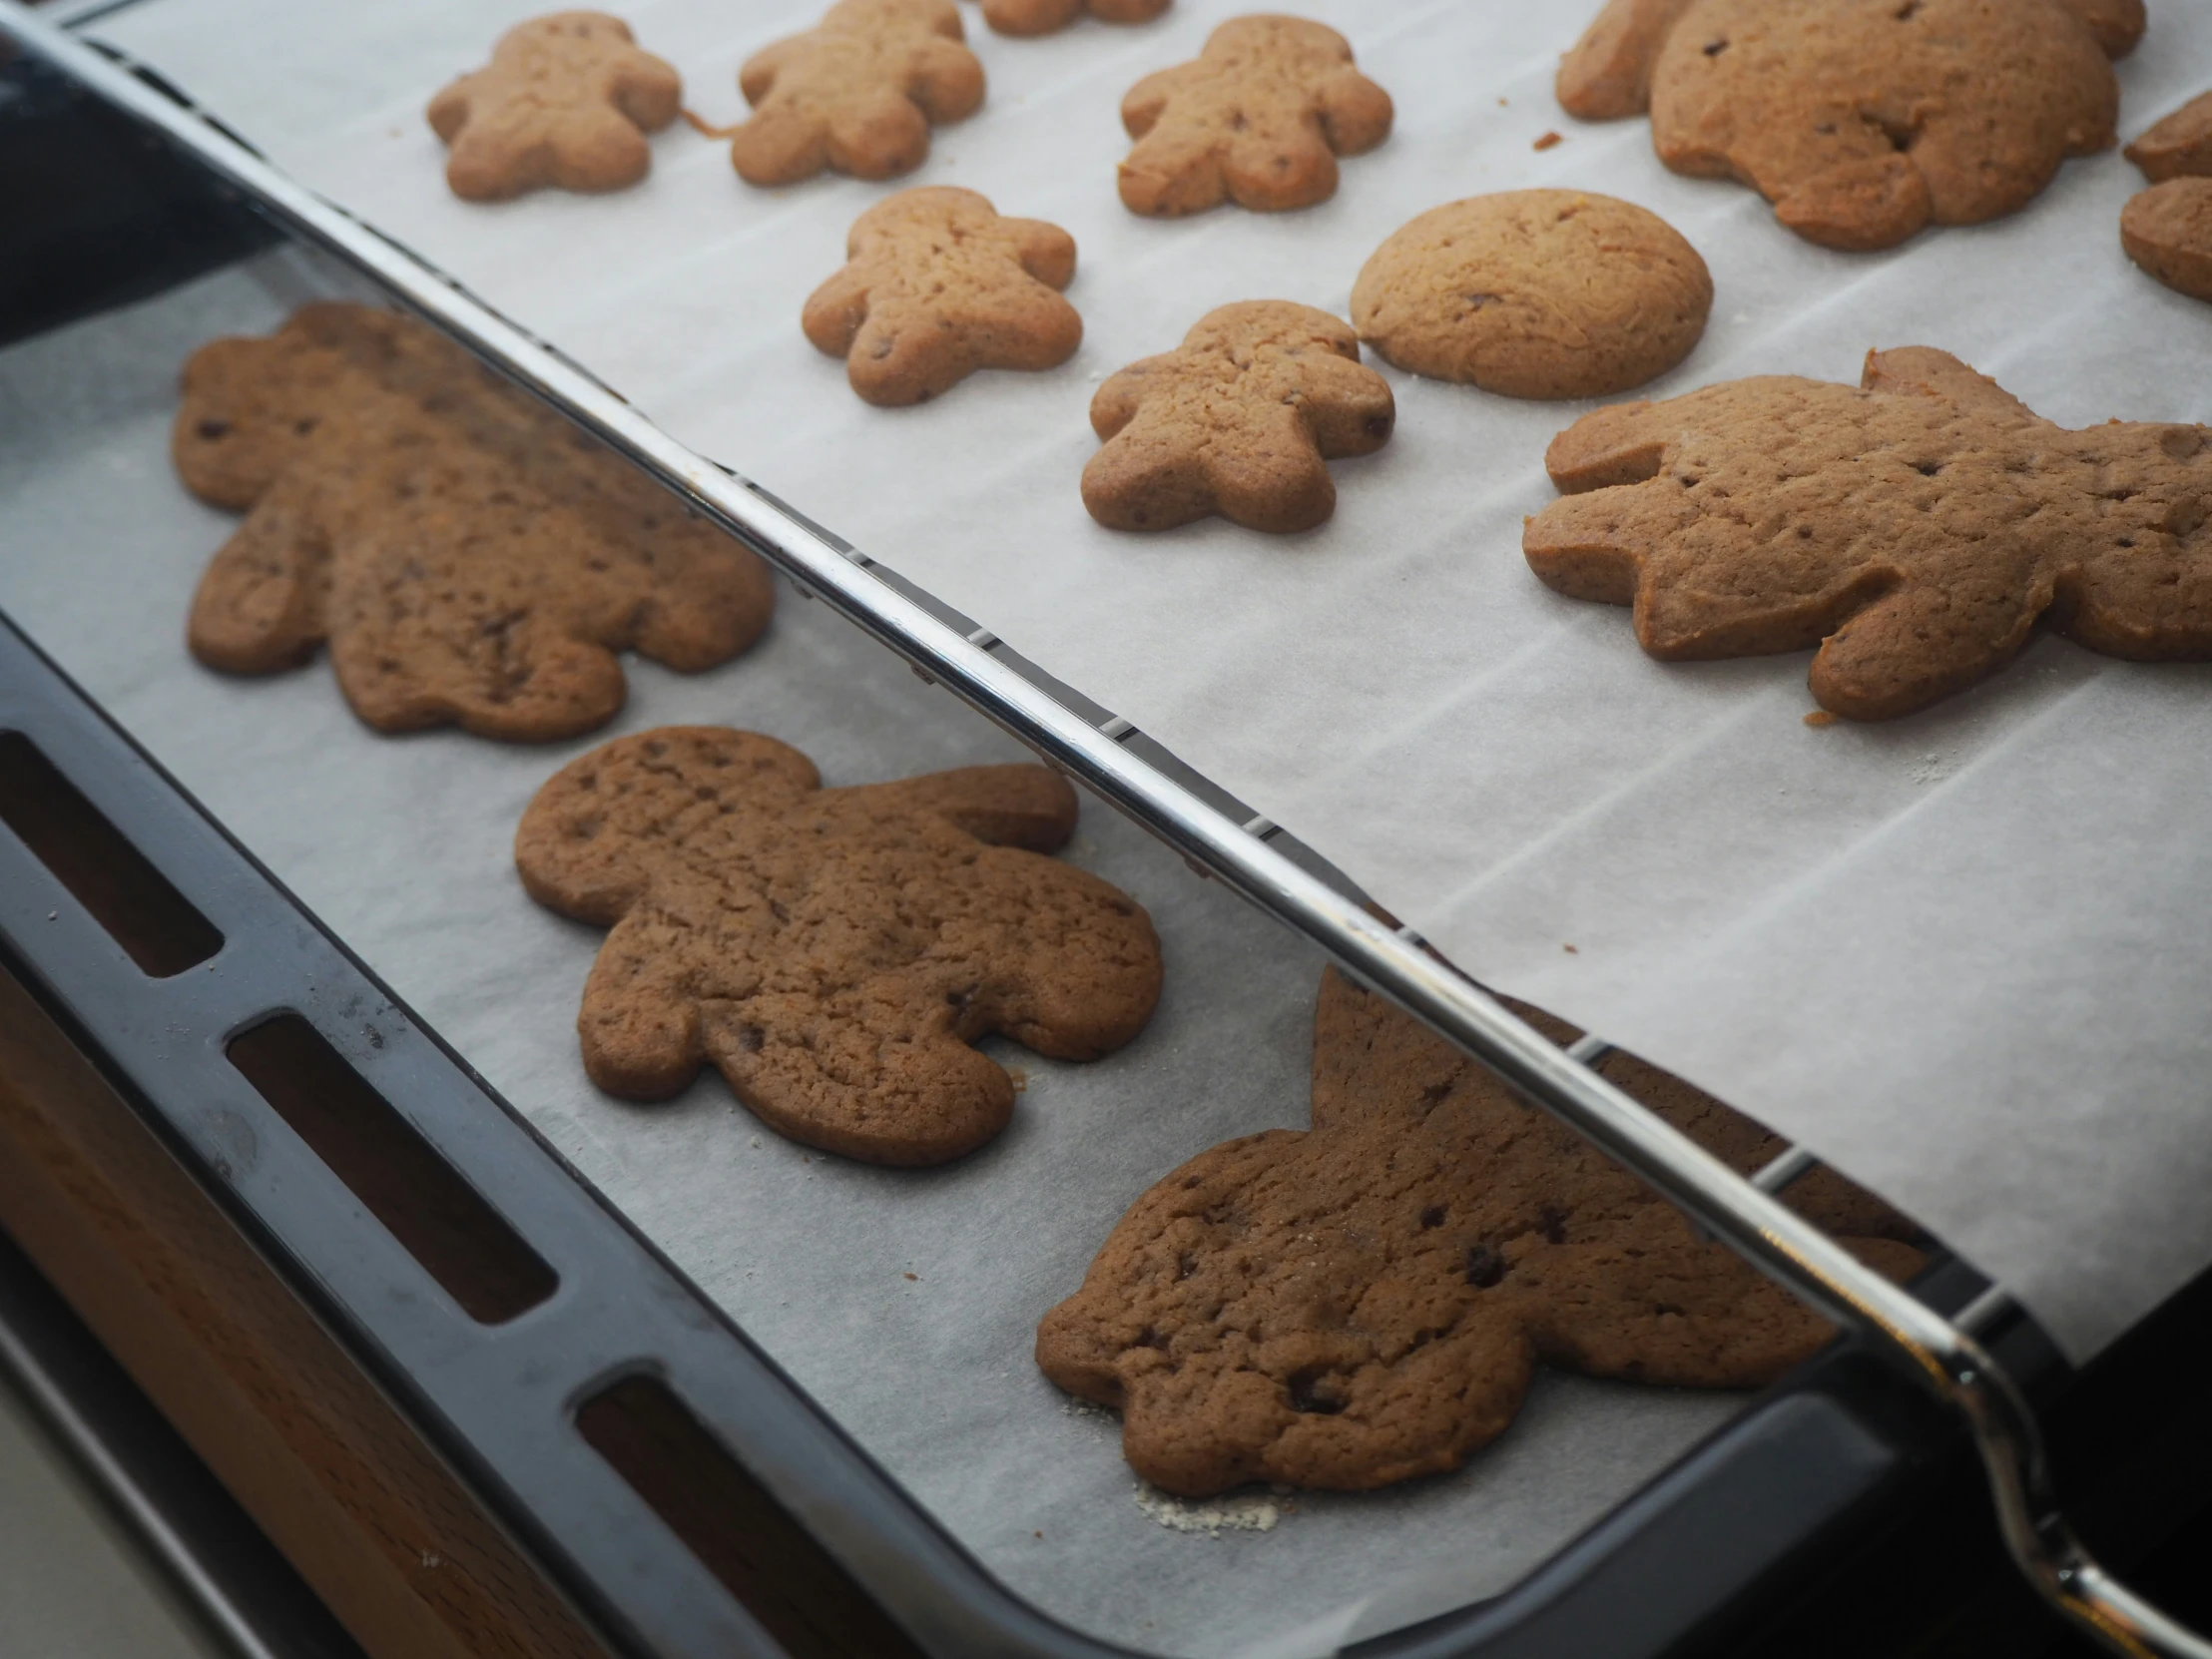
[1351,192,1712,399]
[803,187,1082,405]
[1117,15,1392,217]
[1083,300,1394,535]
[427,12,682,202]
[732,0,985,187]
[1037,969,1924,1496]
[175,304,775,741]
[1523,346,2212,719]
[973,0,1172,37]
[515,727,1164,1165]
[2122,178,2212,304]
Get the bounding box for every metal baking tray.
[2,9,2208,1657]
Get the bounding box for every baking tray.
[0,9,2206,1657]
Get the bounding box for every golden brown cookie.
[1037,968,1923,1497]
[971,0,1170,37]
[1350,192,1712,400]
[514,727,1163,1165]
[1082,300,1393,534]
[1555,0,1699,122]
[1557,0,2124,251]
[728,0,984,187]
[2127,91,2212,184]
[175,304,774,742]
[427,12,681,202]
[803,187,1081,406]
[1116,15,1392,217]
[2123,178,2212,303]
[1523,346,2212,721]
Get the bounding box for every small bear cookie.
[2127,91,2212,184]
[1522,346,2212,720]
[515,727,1164,1164]
[1351,192,1711,400]
[1037,968,1924,1497]
[175,303,774,741]
[1117,15,1392,217]
[969,0,1170,38]
[804,187,1081,406]
[1558,0,2126,251]
[2123,178,2212,303]
[428,12,682,202]
[1083,301,1393,534]
[728,0,984,187]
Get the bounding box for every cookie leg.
[546,105,657,195]
[825,89,933,182]
[1807,572,2043,720]
[1219,125,1341,214]
[187,471,330,675]
[979,0,1082,39]
[577,915,708,1099]
[731,103,831,187]
[1081,411,1219,530]
[1771,154,1934,253]
[1202,406,1341,533]
[1118,124,1227,217]
[843,308,979,405]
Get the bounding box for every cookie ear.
[853,764,1080,850]
[515,728,821,925]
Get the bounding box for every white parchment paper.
[0,255,1770,1659]
[77,0,2212,1366]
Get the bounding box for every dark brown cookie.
[803,187,1081,405]
[1037,968,1923,1496]
[427,12,682,201]
[515,727,1164,1165]
[1083,300,1394,534]
[729,0,985,187]
[1523,346,2212,721]
[1117,15,1392,217]
[2123,177,2212,303]
[2127,90,2212,184]
[1350,191,1712,399]
[175,303,774,742]
[1558,0,2124,251]
[972,0,1170,37]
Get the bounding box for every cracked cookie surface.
[1037,968,1923,1496]
[428,12,681,201]
[804,187,1081,405]
[175,303,774,742]
[1352,191,1711,399]
[730,0,984,186]
[1082,300,1393,534]
[515,727,1163,1164]
[1524,345,2212,720]
[1116,15,1391,217]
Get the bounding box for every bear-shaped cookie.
[1556,0,2135,251]
[1117,15,1391,217]
[174,304,775,742]
[515,727,1164,1164]
[1523,346,2212,720]
[428,12,682,201]
[804,187,1081,405]
[729,0,985,186]
[1083,300,1393,534]
[1037,968,1924,1495]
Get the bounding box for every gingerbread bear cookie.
[2123,179,2212,303]
[428,12,682,202]
[1038,968,1924,1496]
[1522,346,2212,721]
[1351,192,1711,400]
[1557,0,2129,251]
[1083,301,1393,534]
[1117,15,1392,217]
[969,0,1170,38]
[2128,91,2212,184]
[175,303,774,741]
[727,0,984,187]
[804,187,1081,406]
[515,727,1163,1164]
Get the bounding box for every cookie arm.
[1119,65,1189,139]
[576,915,707,1100]
[1294,352,1395,460]
[426,70,480,143]
[1009,219,1078,291]
[906,38,987,124]
[1862,346,2041,424]
[186,468,330,675]
[612,46,684,133]
[978,856,1163,1061]
[1554,0,1698,122]
[1316,70,1393,158]
[852,766,1079,850]
[801,264,873,358]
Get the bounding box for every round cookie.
[1350,191,1711,400]
[2122,178,2212,303]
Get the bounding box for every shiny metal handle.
[5,7,2204,1651]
